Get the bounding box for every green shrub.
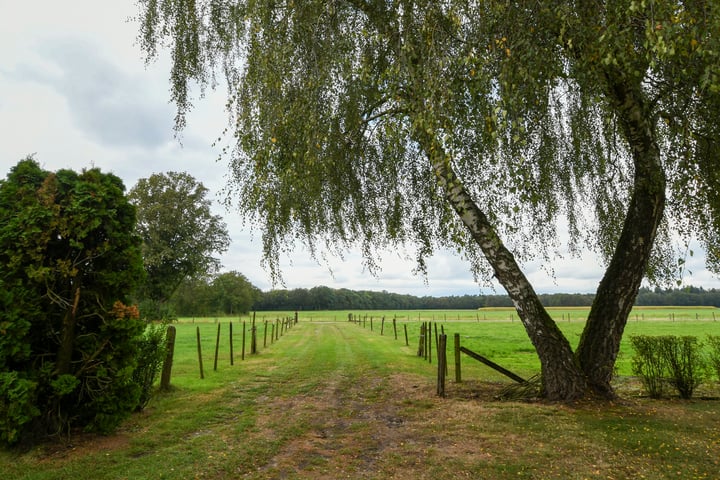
[631,335,706,399]
[660,336,705,399]
[630,335,668,398]
[132,324,167,410]
[0,372,39,445]
[0,159,146,446]
[706,335,720,382]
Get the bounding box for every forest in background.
[170,281,720,316]
[254,286,720,311]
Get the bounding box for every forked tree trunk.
[576,75,666,397]
[420,133,588,400]
[416,72,664,401]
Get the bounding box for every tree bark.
[55,286,81,376]
[576,74,666,397]
[419,132,588,400]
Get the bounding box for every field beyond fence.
[180,305,720,324]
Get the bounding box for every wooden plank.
[459,346,526,384]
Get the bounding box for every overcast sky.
[1,1,718,296]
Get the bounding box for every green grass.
[175,309,720,384]
[3,311,720,479]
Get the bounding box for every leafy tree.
[136,1,720,400]
[129,172,230,319]
[211,271,261,315]
[170,276,216,317]
[0,158,146,445]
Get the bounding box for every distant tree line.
[244,285,720,312]
[167,279,720,317]
[252,287,596,310]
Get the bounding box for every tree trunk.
[576,75,666,397]
[420,133,588,401]
[55,286,81,376]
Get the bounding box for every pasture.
[3,308,720,479]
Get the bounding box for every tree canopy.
[136,0,720,400]
[171,271,261,316]
[0,158,146,445]
[129,171,231,319]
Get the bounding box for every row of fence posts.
[347,314,524,398]
[416,321,526,397]
[347,313,410,347]
[417,321,451,396]
[348,315,452,396]
[160,312,299,389]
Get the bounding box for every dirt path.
[238,322,503,479]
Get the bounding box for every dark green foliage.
[0,372,39,445]
[128,172,230,320]
[211,271,261,315]
[631,335,706,399]
[138,299,177,323]
[0,158,146,446]
[169,272,261,317]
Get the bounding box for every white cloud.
[9,38,172,148]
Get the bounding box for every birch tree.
[136,0,720,400]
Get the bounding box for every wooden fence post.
[160,325,176,390]
[196,326,204,379]
[381,317,385,335]
[454,333,461,383]
[393,317,397,340]
[428,322,432,364]
[437,334,447,397]
[213,323,221,371]
[251,325,257,354]
[241,321,246,360]
[404,324,409,346]
[252,312,257,353]
[229,322,234,366]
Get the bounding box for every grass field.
[2,309,720,479]
[181,307,720,380]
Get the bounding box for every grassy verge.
[3,318,720,479]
